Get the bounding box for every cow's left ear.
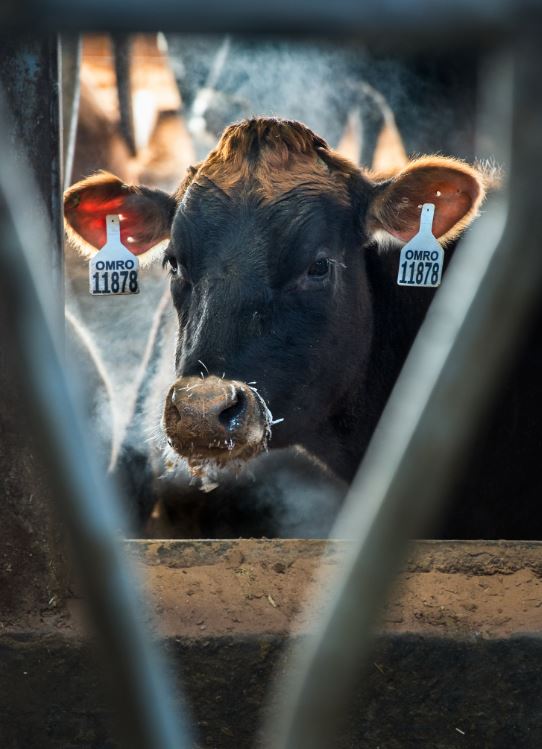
[367,156,487,244]
[64,171,177,261]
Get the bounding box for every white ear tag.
[89,215,140,296]
[396,203,444,288]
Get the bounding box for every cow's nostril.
[218,389,247,431]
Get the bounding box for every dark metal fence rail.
[1,7,541,749]
[3,0,542,37]
[61,35,82,190]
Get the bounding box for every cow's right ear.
[64,171,177,261]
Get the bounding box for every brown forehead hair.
[175,117,361,206]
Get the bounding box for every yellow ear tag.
[397,203,444,288]
[89,214,140,296]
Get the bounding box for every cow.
[64,116,541,541]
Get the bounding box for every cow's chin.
[167,433,266,472]
[162,438,267,494]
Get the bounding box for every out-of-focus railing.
[0,78,192,749]
[3,0,542,37]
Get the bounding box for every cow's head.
[64,117,487,478]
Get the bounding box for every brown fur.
[175,120,489,246]
[176,118,359,206]
[64,118,492,257]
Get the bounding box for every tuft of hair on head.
[209,117,330,163]
[182,116,362,205]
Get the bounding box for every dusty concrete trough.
[2,539,542,748]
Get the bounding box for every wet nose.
[163,376,267,462]
[170,378,247,432]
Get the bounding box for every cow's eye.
[307,257,330,277]
[167,255,179,274]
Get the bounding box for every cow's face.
[64,118,486,477]
[164,156,374,472]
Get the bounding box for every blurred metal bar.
[0,37,64,313]
[270,37,542,749]
[61,35,82,190]
[1,0,540,37]
[0,76,192,749]
[113,34,137,157]
[0,36,67,620]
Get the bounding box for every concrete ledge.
[2,540,542,747]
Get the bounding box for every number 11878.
[91,269,139,295]
[399,260,440,286]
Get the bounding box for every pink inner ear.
[380,165,482,242]
[68,194,159,256]
[391,190,474,242]
[65,173,173,257]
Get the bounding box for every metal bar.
[269,37,542,749]
[0,36,67,620]
[3,0,541,36]
[0,37,64,315]
[0,81,192,749]
[61,34,82,190]
[113,34,137,157]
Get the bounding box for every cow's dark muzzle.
[163,376,268,464]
